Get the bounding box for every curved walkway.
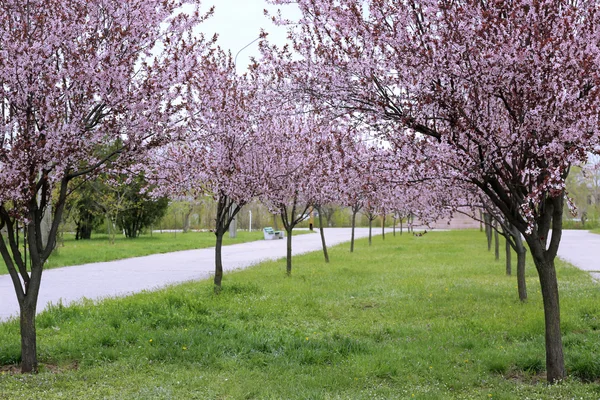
[0,228,377,322]
[2,229,595,322]
[556,229,600,280]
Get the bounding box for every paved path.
[0,228,376,322]
[556,230,600,280]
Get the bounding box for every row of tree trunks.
[485,215,528,302]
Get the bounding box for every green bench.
[263,227,285,240]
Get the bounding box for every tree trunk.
[381,215,385,240]
[75,215,93,240]
[513,226,527,302]
[479,210,483,232]
[400,219,403,235]
[368,218,372,246]
[317,207,329,263]
[517,245,527,301]
[19,295,38,373]
[81,223,92,240]
[507,224,528,301]
[214,231,224,292]
[494,221,500,261]
[534,253,565,382]
[524,225,565,383]
[183,209,192,233]
[212,194,243,292]
[350,209,357,252]
[5,240,46,374]
[325,209,334,228]
[505,230,512,276]
[484,213,492,251]
[286,227,293,275]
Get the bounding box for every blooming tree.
[150,49,270,291]
[269,0,600,381]
[331,132,378,251]
[258,107,321,275]
[310,123,366,262]
[0,0,209,372]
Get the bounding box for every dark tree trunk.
[504,228,512,276]
[213,194,243,293]
[279,199,309,276]
[0,177,68,373]
[484,213,492,251]
[183,208,192,233]
[521,195,565,383]
[512,225,528,302]
[317,206,329,263]
[350,208,358,252]
[504,223,527,301]
[286,226,293,275]
[80,224,92,240]
[494,221,500,261]
[517,245,527,301]
[480,210,483,232]
[214,231,224,291]
[368,217,372,246]
[75,217,93,240]
[19,292,38,373]
[325,208,335,227]
[529,247,565,382]
[381,215,385,240]
[400,218,403,235]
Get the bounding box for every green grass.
[2,230,600,398]
[0,230,312,275]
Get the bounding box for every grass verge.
[1,230,600,399]
[0,230,313,275]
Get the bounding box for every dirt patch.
[0,364,21,375]
[506,370,547,384]
[0,361,79,375]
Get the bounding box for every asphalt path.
[1,228,597,322]
[0,228,377,322]
[556,229,600,281]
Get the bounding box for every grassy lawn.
[0,230,312,275]
[1,230,600,398]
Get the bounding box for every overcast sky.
[198,0,301,72]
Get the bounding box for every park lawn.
[1,230,600,399]
[0,230,313,275]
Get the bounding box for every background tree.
[310,124,363,263]
[66,180,105,240]
[112,175,169,238]
[259,101,336,275]
[564,158,600,228]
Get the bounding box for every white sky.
[198,0,301,72]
